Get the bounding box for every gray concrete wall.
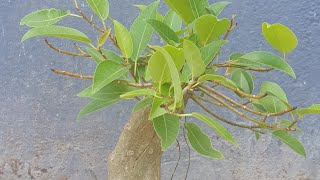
[1,0,320,179]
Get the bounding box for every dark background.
[1,0,320,179]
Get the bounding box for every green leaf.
[120,89,156,99]
[113,20,133,58]
[130,1,159,62]
[21,25,91,44]
[207,2,231,16]
[200,40,228,65]
[259,81,288,102]
[192,113,237,145]
[98,28,111,47]
[185,123,223,159]
[163,45,184,71]
[236,51,296,78]
[231,69,254,94]
[134,4,164,21]
[163,10,182,32]
[133,97,153,112]
[150,97,167,119]
[230,52,244,60]
[183,40,206,78]
[153,114,180,151]
[78,99,119,119]
[292,104,320,115]
[195,14,230,45]
[272,130,306,157]
[86,48,105,64]
[101,49,124,64]
[86,0,109,20]
[164,0,208,24]
[262,22,298,54]
[146,19,180,44]
[148,50,171,84]
[197,74,237,88]
[20,9,70,27]
[77,83,136,100]
[259,95,289,113]
[92,61,130,93]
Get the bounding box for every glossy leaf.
[260,81,288,102]
[207,2,231,16]
[130,1,159,62]
[114,20,133,58]
[272,130,306,157]
[98,28,111,47]
[236,51,296,78]
[195,14,230,45]
[78,83,136,100]
[163,10,182,32]
[120,89,156,99]
[133,97,153,112]
[164,0,208,24]
[78,99,119,119]
[197,74,237,88]
[192,113,237,145]
[20,9,70,27]
[21,25,91,44]
[262,22,298,54]
[146,19,180,44]
[86,0,109,20]
[185,123,223,159]
[200,40,228,65]
[93,61,130,93]
[153,114,180,151]
[183,40,206,78]
[293,104,320,115]
[231,69,254,94]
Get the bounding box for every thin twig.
[44,39,90,57]
[171,139,181,180]
[51,69,93,79]
[223,15,237,40]
[212,63,273,72]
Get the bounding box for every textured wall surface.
[1,0,320,179]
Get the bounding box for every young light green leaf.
[148,50,171,84]
[262,22,298,54]
[130,1,159,62]
[292,104,320,115]
[153,114,180,151]
[164,0,208,24]
[77,83,136,100]
[93,61,130,93]
[206,2,231,16]
[185,123,223,159]
[183,40,206,78]
[86,0,109,20]
[21,25,91,44]
[236,51,296,78]
[133,97,153,112]
[145,19,180,44]
[272,130,306,157]
[114,20,133,58]
[231,69,254,94]
[195,14,230,45]
[120,89,156,99]
[163,45,184,71]
[197,74,237,88]
[77,98,119,119]
[260,81,288,102]
[20,9,70,27]
[192,113,237,145]
[163,10,182,32]
[98,28,111,47]
[200,40,228,65]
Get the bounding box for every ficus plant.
[20,0,320,179]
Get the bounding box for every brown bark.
[108,108,162,180]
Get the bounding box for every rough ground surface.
[1,0,320,179]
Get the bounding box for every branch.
[212,63,273,72]
[198,87,272,127]
[223,15,237,40]
[44,39,90,57]
[51,69,93,79]
[200,84,296,118]
[191,95,261,130]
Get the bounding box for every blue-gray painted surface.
[1,0,320,179]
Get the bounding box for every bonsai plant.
[20,0,320,179]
